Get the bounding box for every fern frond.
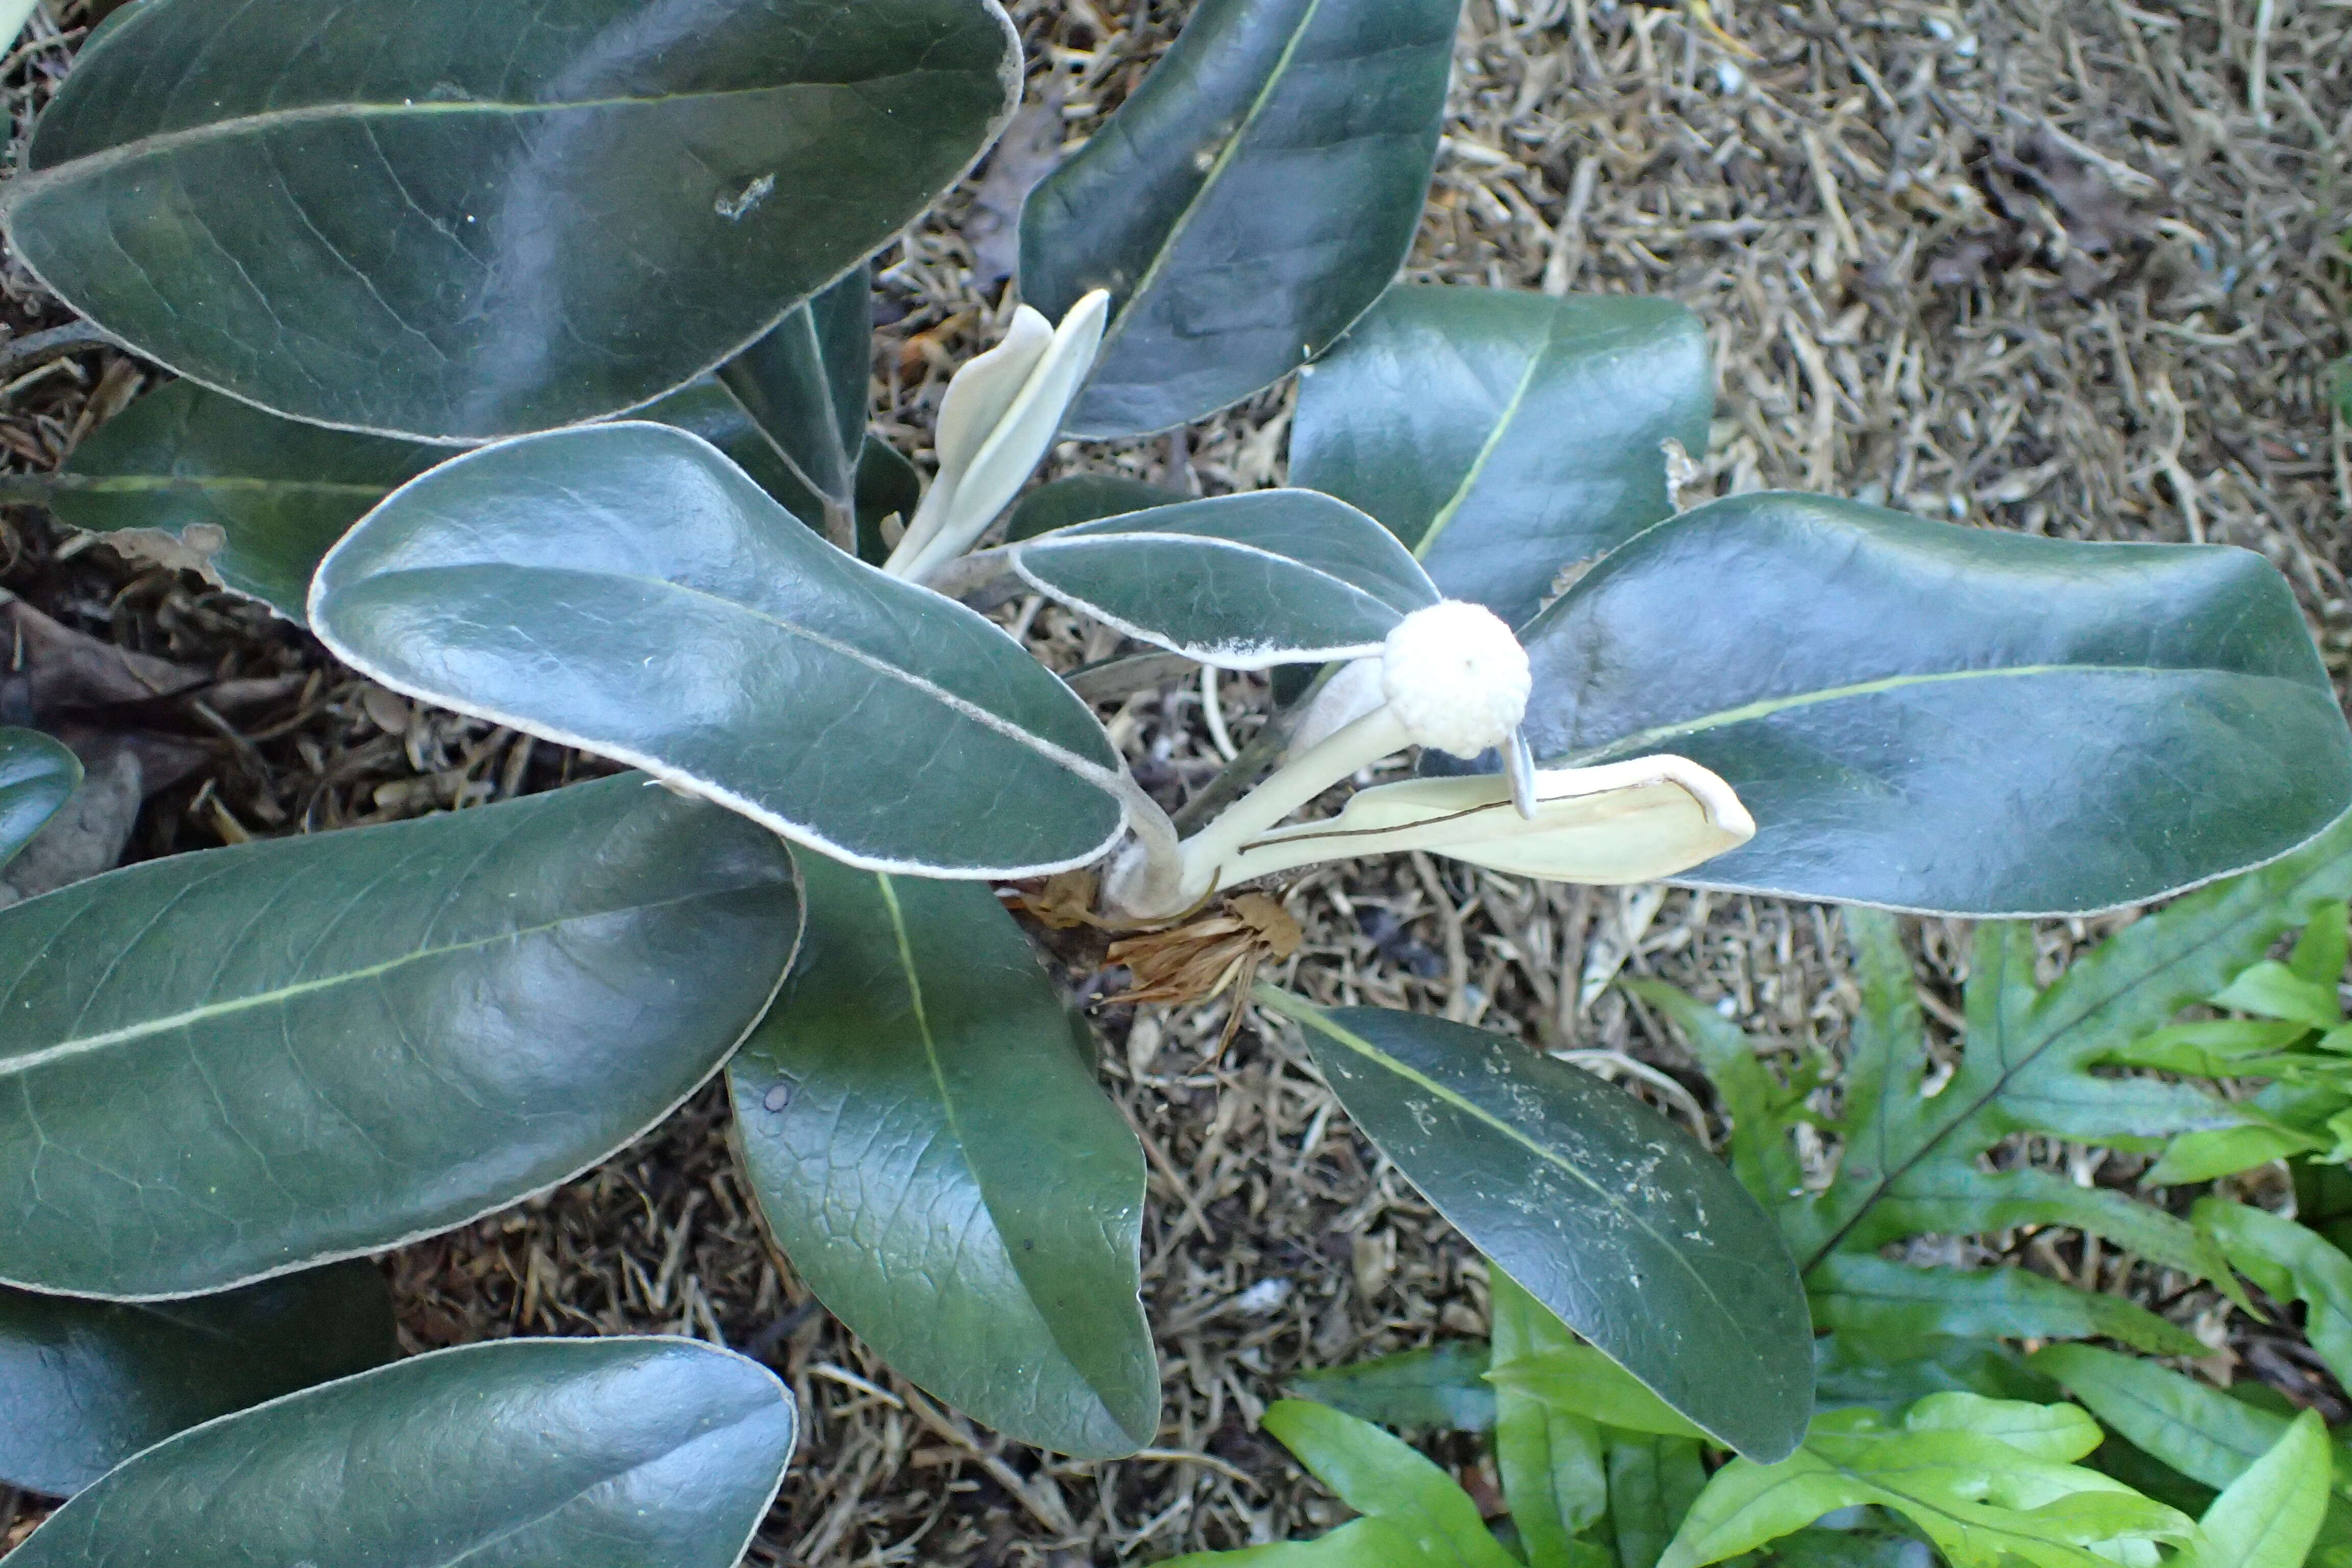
[1645,811,2352,1346]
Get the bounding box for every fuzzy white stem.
[1201,665,1238,762]
[1102,772,1188,918]
[1108,704,1412,920]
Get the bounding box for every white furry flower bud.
[1379,600,1531,758]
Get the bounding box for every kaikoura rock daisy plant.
[0,0,2348,1553]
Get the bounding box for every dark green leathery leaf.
[0,773,801,1298]
[1002,474,1187,543]
[310,422,1131,878]
[1020,0,1459,437]
[1256,991,1812,1461]
[1503,492,2352,914]
[729,851,1155,1457]
[720,260,875,541]
[854,439,924,565]
[48,377,837,623]
[0,1262,395,1497]
[1009,489,1439,666]
[4,0,1017,441]
[634,375,835,529]
[1291,285,1713,628]
[46,380,442,622]
[0,729,79,869]
[4,1337,796,1568]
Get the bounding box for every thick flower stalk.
[1104,600,1754,920]
[1176,601,1532,877]
[883,290,1111,582]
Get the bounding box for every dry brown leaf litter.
[4,0,2352,1559]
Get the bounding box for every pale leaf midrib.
[61,474,396,499]
[875,873,1121,1428]
[1030,530,1411,628]
[1257,989,1752,1352]
[3,889,711,1075]
[796,303,854,503]
[429,1403,782,1568]
[1413,342,1545,560]
[1564,661,2312,766]
[1798,835,2352,1274]
[359,559,1125,789]
[1088,0,1327,364]
[11,67,946,199]
[724,322,847,508]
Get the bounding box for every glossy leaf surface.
[55,377,850,623]
[6,1337,796,1568]
[312,423,1128,877]
[8,0,1015,440]
[633,375,842,530]
[853,439,923,564]
[1258,993,1812,1461]
[1021,0,1457,436]
[0,1262,394,1496]
[729,851,1154,1457]
[0,728,78,869]
[0,773,800,1297]
[720,262,873,534]
[1511,493,2352,913]
[1011,490,1438,667]
[1291,286,1712,628]
[1003,473,1187,543]
[51,381,442,621]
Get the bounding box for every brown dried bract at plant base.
[1108,892,1303,1057]
[1109,892,1300,1000]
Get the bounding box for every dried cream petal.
[1212,755,1753,889]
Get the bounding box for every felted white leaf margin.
[307,421,1177,883]
[1007,491,1443,670]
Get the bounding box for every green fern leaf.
[1489,1270,1606,1568]
[1157,1400,1517,1567]
[1645,812,2352,1343]
[2195,1198,2352,1386]
[1659,1393,2194,1568]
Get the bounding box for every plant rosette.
[2,0,2349,1543]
